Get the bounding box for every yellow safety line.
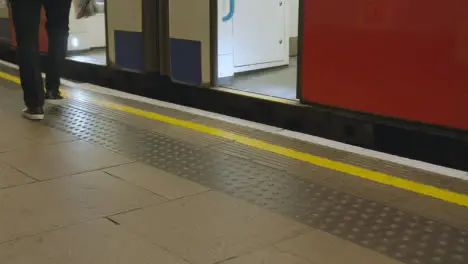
[0,72,67,97]
[1,71,467,207]
[0,71,21,84]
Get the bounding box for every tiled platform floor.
[0,69,466,264]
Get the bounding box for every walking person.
[9,0,73,120]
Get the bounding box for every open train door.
[106,0,160,72]
[166,0,213,86]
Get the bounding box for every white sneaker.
[22,107,44,120]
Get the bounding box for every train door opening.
[216,0,299,100]
[67,0,107,65]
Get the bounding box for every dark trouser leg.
[43,0,72,93]
[10,0,44,108]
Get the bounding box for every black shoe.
[45,90,64,100]
[22,107,44,120]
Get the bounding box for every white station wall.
[217,0,298,79]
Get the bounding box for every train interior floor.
[67,47,107,66]
[222,57,298,100]
[0,62,467,264]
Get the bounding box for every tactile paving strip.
[43,102,467,264]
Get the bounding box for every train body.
[301,0,468,131]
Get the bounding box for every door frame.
[158,0,170,76]
[104,0,110,66]
[141,0,160,73]
[210,0,218,86]
[296,0,304,101]
[210,0,304,101]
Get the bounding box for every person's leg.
[43,0,72,99]
[10,0,44,119]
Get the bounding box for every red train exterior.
[9,7,48,52]
[301,0,468,131]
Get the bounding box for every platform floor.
[0,63,467,264]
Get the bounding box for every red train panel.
[9,8,48,52]
[301,0,468,130]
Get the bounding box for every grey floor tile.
[0,161,34,189]
[276,231,404,264]
[222,247,312,264]
[0,116,77,153]
[105,162,209,200]
[0,140,132,180]
[0,219,188,264]
[112,191,309,264]
[0,171,164,243]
